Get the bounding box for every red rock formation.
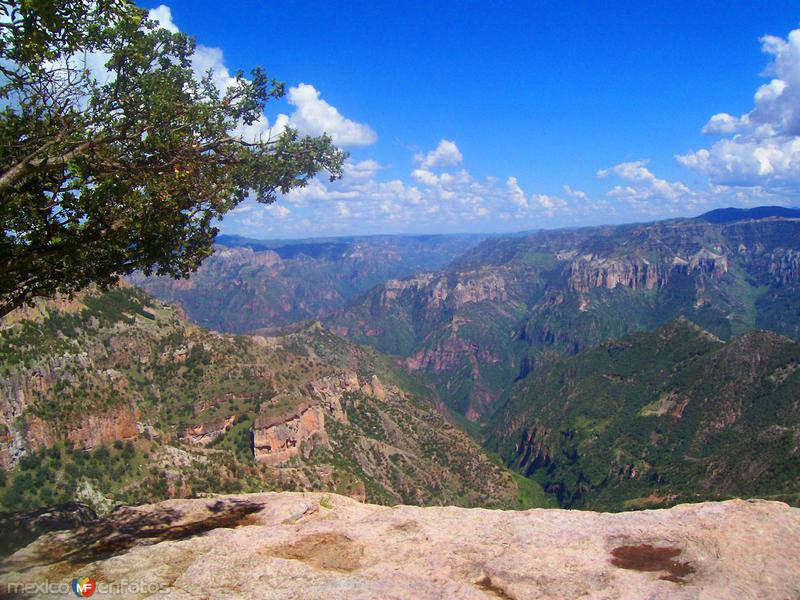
[252,404,327,466]
[180,415,237,445]
[25,404,138,455]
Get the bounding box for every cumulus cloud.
[411,168,440,186]
[344,159,382,180]
[677,138,800,187]
[265,204,291,219]
[599,160,693,204]
[701,112,746,135]
[148,5,179,32]
[530,194,568,216]
[148,6,375,148]
[562,185,588,200]
[225,138,580,236]
[677,27,800,189]
[414,139,464,169]
[286,84,377,147]
[507,177,528,209]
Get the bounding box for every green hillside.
[0,286,550,514]
[485,318,800,511]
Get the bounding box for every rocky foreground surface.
[1,493,799,599]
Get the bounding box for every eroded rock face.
[251,369,398,467]
[251,371,364,466]
[567,249,729,294]
[252,404,327,466]
[405,334,500,374]
[0,359,141,468]
[379,272,508,313]
[1,493,798,599]
[0,403,139,469]
[180,415,236,446]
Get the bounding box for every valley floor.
[2,492,798,599]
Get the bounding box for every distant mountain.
[696,205,800,223]
[129,233,489,333]
[328,211,800,420]
[485,318,800,511]
[0,286,548,514]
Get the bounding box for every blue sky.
[142,1,800,238]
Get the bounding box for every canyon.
[129,233,488,333]
[0,286,542,513]
[330,213,800,419]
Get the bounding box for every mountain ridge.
[129,234,490,333]
[0,285,548,514]
[327,212,800,421]
[485,317,800,510]
[695,205,800,224]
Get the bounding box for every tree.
[0,0,346,317]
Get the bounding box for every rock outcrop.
[567,249,729,294]
[252,404,327,466]
[1,492,798,599]
[379,272,508,313]
[251,371,363,466]
[179,415,236,446]
[0,403,138,470]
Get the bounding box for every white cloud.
[530,194,568,216]
[411,168,440,186]
[344,159,382,179]
[677,138,800,187]
[336,202,352,218]
[507,177,528,209]
[599,160,692,203]
[148,5,179,33]
[700,113,745,135]
[563,185,588,200]
[286,83,377,147]
[265,204,291,219]
[224,138,580,235]
[190,45,239,92]
[678,27,800,189]
[148,7,375,149]
[414,139,463,169]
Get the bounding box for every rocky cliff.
[129,233,488,333]
[2,492,798,599]
[253,403,327,466]
[0,287,545,513]
[566,248,729,293]
[330,215,800,420]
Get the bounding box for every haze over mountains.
[330,207,800,420]
[129,233,490,332]
[143,208,800,393]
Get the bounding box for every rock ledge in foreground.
[1,493,798,599]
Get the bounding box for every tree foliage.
[0,0,346,316]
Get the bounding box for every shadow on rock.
[0,503,97,560]
[2,499,264,571]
